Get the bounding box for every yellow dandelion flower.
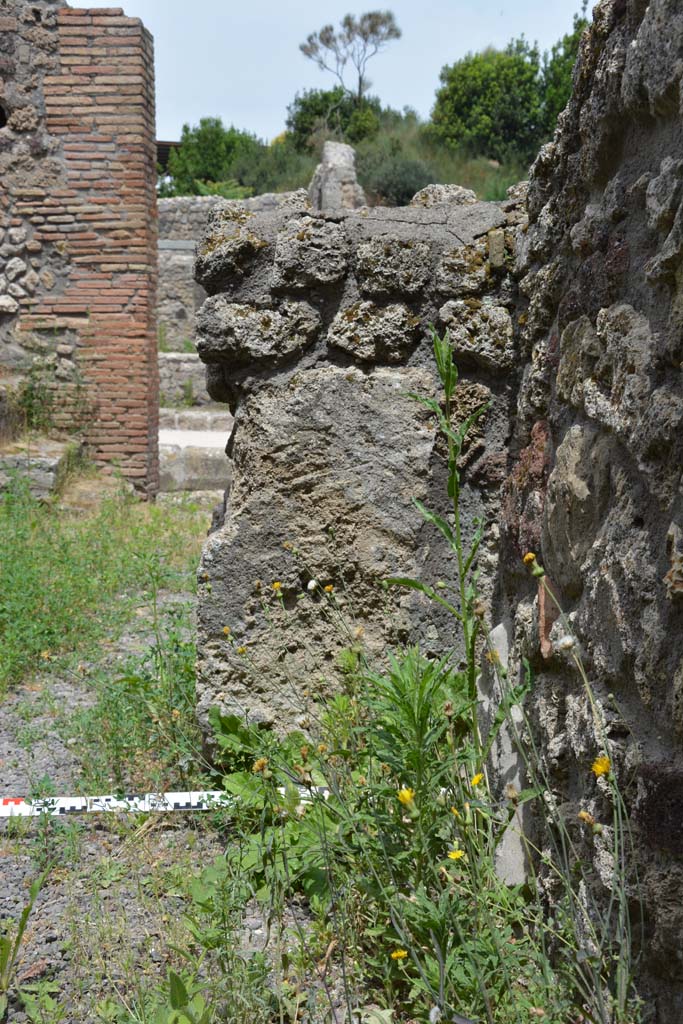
[397,787,415,806]
[272,581,282,592]
[236,646,247,655]
[252,757,269,774]
[578,810,595,826]
[450,805,460,818]
[470,772,484,786]
[448,849,466,861]
[390,949,408,960]
[222,626,231,636]
[591,756,611,777]
[523,552,536,565]
[324,584,334,593]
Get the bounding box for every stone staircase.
[158,406,233,494]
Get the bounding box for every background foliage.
[158,5,589,204]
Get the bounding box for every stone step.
[158,407,234,433]
[158,429,231,493]
[0,437,77,500]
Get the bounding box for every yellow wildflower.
[171,708,181,720]
[390,949,408,960]
[236,646,247,655]
[470,772,484,786]
[252,757,269,774]
[397,787,415,806]
[317,743,328,755]
[222,626,231,636]
[523,552,536,565]
[485,649,500,665]
[324,584,334,593]
[450,806,460,818]
[448,849,466,861]
[578,810,595,826]
[272,581,282,592]
[591,756,611,777]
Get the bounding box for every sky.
[75,1,586,142]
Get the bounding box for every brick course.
[0,2,158,496]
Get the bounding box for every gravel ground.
[0,596,348,1023]
[0,594,229,1024]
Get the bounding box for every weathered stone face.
[193,189,520,740]
[196,365,442,731]
[500,0,683,1014]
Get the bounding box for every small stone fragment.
[439,298,514,370]
[327,301,423,364]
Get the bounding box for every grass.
[0,348,642,1024]
[0,479,207,696]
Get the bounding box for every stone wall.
[499,0,683,1015]
[192,181,521,732]
[0,1,158,494]
[158,350,208,406]
[156,197,217,354]
[156,145,368,354]
[191,3,683,1012]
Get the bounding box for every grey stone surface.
[0,437,74,499]
[499,1,683,1015]
[439,298,515,371]
[158,435,231,493]
[196,298,320,368]
[195,365,444,732]
[193,182,518,738]
[355,237,432,297]
[158,351,210,406]
[436,243,490,295]
[410,183,478,207]
[327,301,422,364]
[271,216,349,289]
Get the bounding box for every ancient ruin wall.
[500,0,683,1014]
[0,2,158,494]
[191,182,522,734]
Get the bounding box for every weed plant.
[66,597,204,793]
[178,332,644,1024]
[0,481,205,694]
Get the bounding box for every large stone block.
[196,298,320,368]
[326,301,422,364]
[271,217,349,290]
[195,365,446,734]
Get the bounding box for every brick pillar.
[25,6,159,495]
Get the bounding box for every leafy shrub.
[357,145,434,206]
[286,87,380,151]
[541,3,589,135]
[431,39,544,163]
[162,116,262,196]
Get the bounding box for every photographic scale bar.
[0,787,329,818]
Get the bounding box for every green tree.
[163,117,261,196]
[300,10,401,106]
[286,87,381,152]
[431,38,543,162]
[541,2,589,134]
